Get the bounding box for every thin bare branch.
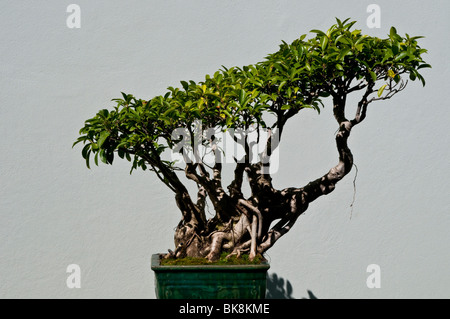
[347,79,368,94]
[351,82,375,125]
[369,79,408,103]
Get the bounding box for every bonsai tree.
[74,19,429,262]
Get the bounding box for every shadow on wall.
[266,273,318,299]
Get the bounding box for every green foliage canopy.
[74,18,429,181]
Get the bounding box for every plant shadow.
[266,273,318,299]
[265,273,293,299]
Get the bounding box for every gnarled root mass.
[165,116,355,262]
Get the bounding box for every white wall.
[1,0,449,298]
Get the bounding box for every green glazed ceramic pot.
[151,254,270,299]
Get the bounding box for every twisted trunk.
[169,123,355,261]
[167,94,365,262]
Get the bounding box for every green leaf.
[394,51,408,61]
[163,106,179,117]
[81,144,90,159]
[338,48,351,60]
[98,131,110,148]
[369,71,377,82]
[273,62,286,73]
[377,84,387,97]
[310,29,326,37]
[180,81,189,91]
[106,151,114,165]
[335,63,344,71]
[100,149,108,164]
[85,150,91,169]
[391,43,399,55]
[98,109,109,119]
[118,148,125,159]
[382,50,393,63]
[344,21,357,31]
[72,137,85,148]
[239,89,245,105]
[334,34,344,45]
[390,26,397,39]
[417,73,426,86]
[417,63,431,70]
[351,29,361,37]
[94,152,99,166]
[336,36,351,45]
[321,36,329,51]
[305,62,311,72]
[354,35,367,46]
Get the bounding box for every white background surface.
[1,0,449,298]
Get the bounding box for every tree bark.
[167,94,370,261]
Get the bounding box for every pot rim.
[151,253,270,272]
